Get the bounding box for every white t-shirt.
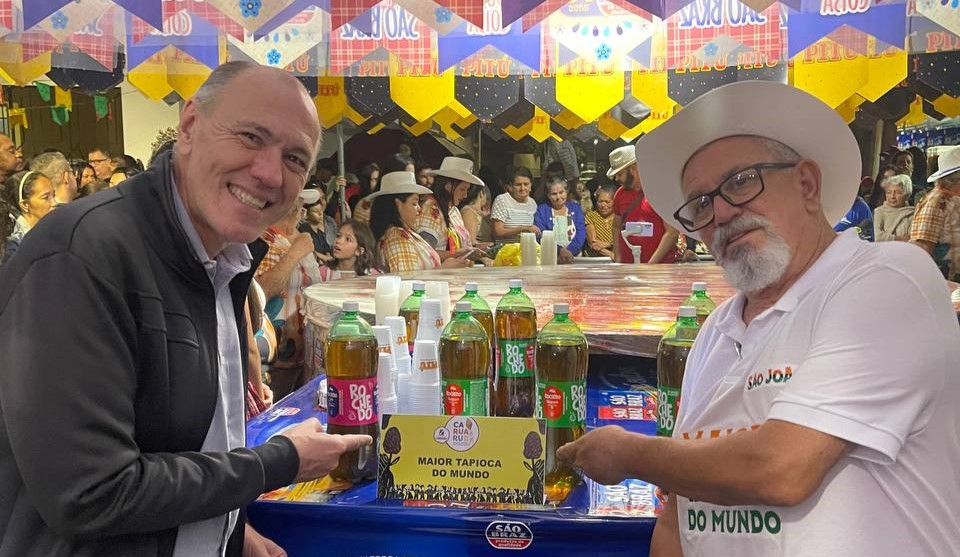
[674,230,960,557]
[490,193,537,243]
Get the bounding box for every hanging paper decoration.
[254,0,328,38]
[8,107,27,128]
[667,63,786,105]
[128,1,245,44]
[227,7,325,68]
[389,57,456,121]
[433,0,488,28]
[52,8,123,72]
[346,76,396,116]
[492,96,535,128]
[54,86,73,111]
[204,0,296,33]
[455,75,521,119]
[502,0,549,26]
[916,0,960,38]
[0,45,53,85]
[916,51,960,97]
[555,69,624,122]
[548,1,657,69]
[51,105,70,125]
[666,3,783,72]
[166,54,214,99]
[328,1,435,75]
[524,75,563,116]
[604,0,662,19]
[126,11,221,71]
[521,0,568,32]
[314,76,348,126]
[31,0,113,43]
[437,6,543,72]
[20,32,60,64]
[94,94,109,119]
[329,0,381,31]
[36,82,53,101]
[787,0,907,59]
[23,0,74,29]
[792,37,907,108]
[114,0,165,30]
[394,0,464,35]
[127,51,173,99]
[0,0,13,34]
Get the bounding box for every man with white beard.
[557,81,960,557]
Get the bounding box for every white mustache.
[712,215,773,260]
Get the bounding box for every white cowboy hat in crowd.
[606,145,637,178]
[928,146,960,183]
[428,156,484,186]
[363,171,432,202]
[298,188,321,204]
[634,80,860,240]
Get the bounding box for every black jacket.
[0,154,299,556]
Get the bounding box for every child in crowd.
[318,219,381,281]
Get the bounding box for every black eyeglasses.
[673,162,798,233]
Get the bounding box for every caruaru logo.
[485,521,533,550]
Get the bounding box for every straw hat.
[606,145,636,178]
[363,171,432,202]
[928,147,960,183]
[298,188,321,204]
[428,156,484,186]
[634,81,860,240]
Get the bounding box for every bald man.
[0,62,371,557]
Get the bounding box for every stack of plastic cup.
[372,325,397,390]
[375,275,402,325]
[425,281,451,323]
[377,352,398,416]
[416,299,445,344]
[384,316,412,412]
[408,339,441,415]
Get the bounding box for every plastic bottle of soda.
[439,301,491,416]
[656,306,699,438]
[535,303,588,502]
[457,282,495,413]
[683,281,717,326]
[398,281,426,355]
[495,279,538,417]
[325,301,379,482]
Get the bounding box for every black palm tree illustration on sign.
[378,426,402,498]
[522,431,544,504]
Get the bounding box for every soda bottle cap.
[464,281,479,292]
[412,281,426,291]
[678,305,697,318]
[553,303,569,314]
[692,281,707,292]
[509,279,523,289]
[343,301,360,312]
[455,301,472,313]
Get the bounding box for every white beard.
[712,215,792,294]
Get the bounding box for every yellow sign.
[378,414,546,505]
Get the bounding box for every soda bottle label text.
[327,377,379,426]
[497,339,535,378]
[536,380,586,427]
[656,386,681,436]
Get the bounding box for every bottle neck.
[553,313,570,323]
[508,287,522,295]
[693,290,707,298]
[413,290,425,297]
[677,316,698,327]
[343,311,358,320]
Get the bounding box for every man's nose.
[250,147,284,189]
[712,194,741,226]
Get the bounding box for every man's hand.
[334,176,346,190]
[244,524,286,557]
[526,225,542,235]
[279,418,373,483]
[259,384,274,408]
[441,256,470,268]
[558,247,575,264]
[556,425,634,485]
[289,233,315,260]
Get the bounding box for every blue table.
[247,358,659,557]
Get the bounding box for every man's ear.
[177,100,199,156]
[796,159,823,214]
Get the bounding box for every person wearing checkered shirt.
[910,147,960,281]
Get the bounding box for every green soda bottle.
[683,281,717,326]
[325,301,379,482]
[656,306,699,438]
[439,301,491,416]
[398,281,426,354]
[457,282,495,413]
[494,279,537,417]
[535,303,589,502]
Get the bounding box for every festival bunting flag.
[227,7,325,68]
[113,0,164,30]
[787,0,907,58]
[126,10,220,71]
[547,1,657,70]
[433,0,487,28]
[328,1,435,75]
[437,7,543,72]
[205,0,297,33]
[394,0,464,35]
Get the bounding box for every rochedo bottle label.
[656,386,681,437]
[443,378,488,416]
[327,377,379,426]
[497,339,535,378]
[536,380,586,428]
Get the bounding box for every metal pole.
[477,124,482,167]
[336,124,347,220]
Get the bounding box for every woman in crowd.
[491,166,539,243]
[585,185,616,258]
[868,164,897,209]
[350,163,381,223]
[71,160,96,189]
[354,154,415,223]
[459,183,492,247]
[2,171,55,263]
[369,171,470,273]
[78,179,110,199]
[109,167,141,187]
[318,220,381,281]
[418,157,484,254]
[298,190,337,264]
[534,176,586,263]
[873,174,915,243]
